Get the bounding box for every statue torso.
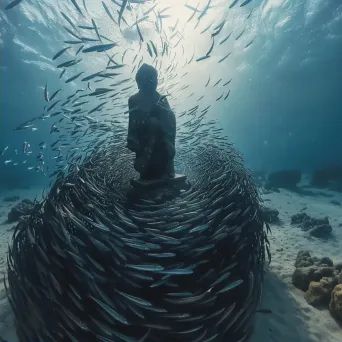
[128,91,175,179]
[135,91,160,112]
[129,91,162,141]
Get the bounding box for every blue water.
[1,0,342,190]
[1,2,342,342]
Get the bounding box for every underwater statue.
[127,63,176,181]
[5,42,269,342]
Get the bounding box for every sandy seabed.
[0,184,341,342]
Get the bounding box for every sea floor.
[252,186,342,342]
[0,184,341,342]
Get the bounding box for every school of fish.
[6,139,270,342]
[3,0,270,341]
[2,0,255,175]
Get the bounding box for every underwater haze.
[1,2,342,342]
[1,0,342,190]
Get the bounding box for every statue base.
[127,174,189,204]
[130,174,187,189]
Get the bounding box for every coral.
[308,224,332,238]
[293,251,342,322]
[265,169,301,190]
[291,214,332,238]
[329,284,342,322]
[292,266,334,292]
[305,277,337,306]
[292,251,335,291]
[311,165,342,189]
[335,263,342,273]
[294,250,314,268]
[261,206,280,224]
[317,257,334,267]
[291,213,309,225]
[7,199,37,223]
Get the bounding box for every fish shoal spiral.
[6,139,270,342]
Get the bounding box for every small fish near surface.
[102,1,117,24]
[4,0,23,10]
[65,72,84,83]
[1,146,9,156]
[70,0,84,17]
[52,47,70,60]
[82,43,117,53]
[240,0,253,7]
[118,0,128,27]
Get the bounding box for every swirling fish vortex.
[6,137,269,342]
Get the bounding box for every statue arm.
[163,98,176,159]
[127,97,140,153]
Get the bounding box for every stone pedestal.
[130,174,187,189]
[127,174,189,204]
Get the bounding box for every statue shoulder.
[158,94,171,108]
[129,93,139,105]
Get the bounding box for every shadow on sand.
[251,270,319,342]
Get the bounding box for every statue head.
[135,63,158,94]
